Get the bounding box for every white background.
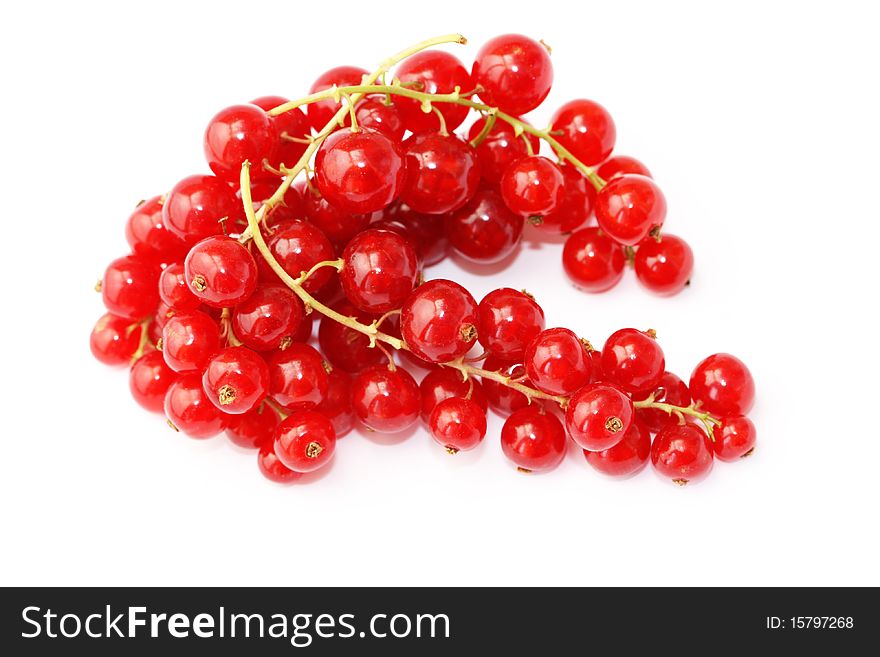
[2,0,878,587]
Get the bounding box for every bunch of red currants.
[90,33,753,486]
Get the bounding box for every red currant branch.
[632,394,721,441]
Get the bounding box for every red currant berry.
[587,348,605,383]
[318,302,386,373]
[713,416,757,462]
[595,174,667,246]
[274,410,336,473]
[125,196,188,264]
[584,419,651,478]
[302,186,372,246]
[597,155,652,181]
[533,165,595,234]
[479,356,532,414]
[314,128,405,214]
[351,365,420,433]
[446,187,524,264]
[226,403,280,449]
[500,407,567,473]
[101,255,160,320]
[231,285,304,352]
[164,371,227,439]
[601,328,665,394]
[400,132,480,214]
[400,279,478,363]
[149,302,175,341]
[651,424,714,485]
[562,227,625,292]
[524,327,591,396]
[634,372,691,433]
[90,313,142,365]
[418,368,488,421]
[307,65,369,130]
[467,117,540,184]
[162,174,239,246]
[355,96,406,142]
[374,204,449,266]
[257,441,302,483]
[129,351,178,413]
[262,220,336,294]
[550,99,616,166]
[267,343,329,411]
[395,51,472,133]
[316,370,355,438]
[250,95,310,171]
[472,34,553,115]
[689,353,755,417]
[184,235,258,308]
[634,234,694,296]
[201,346,269,414]
[429,397,487,453]
[477,288,545,360]
[204,104,277,183]
[565,383,634,451]
[161,310,221,373]
[255,180,306,231]
[339,228,419,313]
[500,156,566,218]
[158,262,200,312]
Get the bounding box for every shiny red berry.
[395,51,472,133]
[129,351,178,413]
[250,95,310,171]
[400,279,478,363]
[158,262,200,312]
[651,424,714,485]
[565,383,634,451]
[524,327,591,396]
[90,313,142,366]
[274,410,336,473]
[477,288,545,360]
[314,128,405,214]
[262,220,336,294]
[355,96,406,141]
[500,155,566,218]
[562,227,625,292]
[550,99,616,166]
[634,372,691,433]
[226,403,280,449]
[204,104,277,183]
[340,228,419,313]
[418,368,488,422]
[267,343,329,411]
[534,165,595,234]
[164,372,227,439]
[162,174,239,246]
[231,285,304,352]
[318,302,386,373]
[125,196,188,264]
[500,407,567,473]
[429,397,487,453]
[351,365,420,433]
[467,117,539,184]
[472,34,553,115]
[584,419,651,477]
[307,65,369,130]
[595,174,667,246]
[101,255,160,320]
[597,155,651,181]
[446,186,524,264]
[257,441,302,483]
[634,234,694,296]
[184,236,258,308]
[303,186,372,246]
[202,346,269,414]
[400,132,480,214]
[713,416,757,461]
[316,370,356,438]
[601,328,666,394]
[689,353,755,417]
[161,310,221,372]
[375,204,449,266]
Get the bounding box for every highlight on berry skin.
[91,33,753,486]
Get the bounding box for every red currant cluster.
[90,33,754,486]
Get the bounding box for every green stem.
[632,395,722,441]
